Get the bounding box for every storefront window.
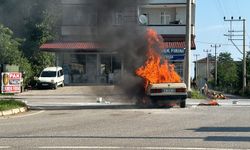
[70,54,87,83]
[100,54,121,84]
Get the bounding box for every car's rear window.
[40,71,56,77]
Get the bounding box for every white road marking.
[38,146,250,150]
[0,146,10,149]
[12,110,45,118]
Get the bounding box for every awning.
[40,41,196,52]
[164,41,196,49]
[40,42,101,52]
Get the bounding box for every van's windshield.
[40,71,56,77]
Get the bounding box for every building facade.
[40,0,196,85]
[194,55,215,89]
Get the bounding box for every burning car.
[146,82,187,108]
[135,28,186,108]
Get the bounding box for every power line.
[224,16,247,93]
[216,0,227,16]
[196,40,250,47]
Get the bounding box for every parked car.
[37,67,64,89]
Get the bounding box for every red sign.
[1,72,22,93]
[2,86,21,93]
[9,73,22,79]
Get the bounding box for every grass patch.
[0,99,26,111]
[0,93,15,96]
[191,90,206,99]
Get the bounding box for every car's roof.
[43,67,62,71]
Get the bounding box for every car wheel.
[180,100,186,108]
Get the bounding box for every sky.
[191,0,250,77]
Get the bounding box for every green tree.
[217,52,239,93]
[0,24,33,86]
[246,52,250,95]
[0,0,61,77]
[21,1,61,76]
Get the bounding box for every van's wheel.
[180,100,186,108]
[61,82,64,87]
[53,83,57,90]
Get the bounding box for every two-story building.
[40,0,196,85]
[193,55,215,88]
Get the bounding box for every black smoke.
[90,0,149,98]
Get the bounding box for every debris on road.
[207,91,227,99]
[198,99,219,106]
[96,97,111,104]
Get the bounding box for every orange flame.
[135,28,181,89]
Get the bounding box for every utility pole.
[224,16,247,93]
[211,44,221,86]
[193,54,200,80]
[185,0,191,91]
[203,49,211,81]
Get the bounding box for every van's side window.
[57,71,60,77]
[60,70,64,76]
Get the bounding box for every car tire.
[180,100,186,108]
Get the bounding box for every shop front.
[40,42,122,85]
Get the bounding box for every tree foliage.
[217,52,239,92]
[21,1,60,76]
[23,11,57,76]
[0,24,32,85]
[0,0,61,85]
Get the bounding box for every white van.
[37,67,64,89]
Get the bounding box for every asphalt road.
[1,106,250,149]
[1,86,250,149]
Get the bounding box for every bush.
[191,90,206,99]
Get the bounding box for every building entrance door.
[86,54,97,83]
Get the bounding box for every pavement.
[1,85,250,111]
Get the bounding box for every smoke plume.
[90,0,149,98]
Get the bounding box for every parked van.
[37,67,64,89]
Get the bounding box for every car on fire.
[146,82,187,108]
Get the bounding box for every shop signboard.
[162,48,185,61]
[1,72,22,93]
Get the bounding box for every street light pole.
[203,49,211,81]
[211,44,221,86]
[193,54,200,80]
[243,19,246,93]
[185,0,192,91]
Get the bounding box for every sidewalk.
[1,85,137,110]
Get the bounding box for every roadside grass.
[0,93,15,96]
[191,89,206,99]
[0,99,26,111]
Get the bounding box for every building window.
[160,12,171,25]
[113,11,123,25]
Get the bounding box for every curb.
[0,107,28,117]
[28,103,137,110]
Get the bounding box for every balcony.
[148,0,195,4]
[147,24,195,35]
